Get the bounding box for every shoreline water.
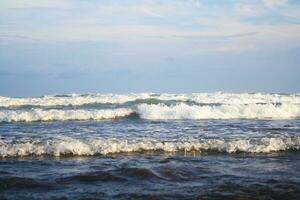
[1,153,300,200]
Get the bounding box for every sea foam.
[1,136,299,157]
[0,108,134,122]
[137,103,300,120]
[0,93,299,108]
[0,93,299,122]
[0,93,186,108]
[0,102,299,122]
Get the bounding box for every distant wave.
[1,93,299,108]
[0,93,186,108]
[1,136,299,157]
[0,108,134,122]
[0,93,299,122]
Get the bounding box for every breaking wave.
[0,108,134,122]
[1,136,299,158]
[1,93,299,108]
[0,102,299,122]
[137,103,300,120]
[0,93,299,122]
[0,93,187,108]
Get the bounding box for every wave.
[137,103,300,120]
[0,102,299,122]
[0,108,134,122]
[190,93,300,105]
[1,93,299,108]
[0,93,187,108]
[1,136,299,157]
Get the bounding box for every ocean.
[0,93,300,199]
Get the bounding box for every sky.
[0,0,300,96]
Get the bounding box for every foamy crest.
[190,92,300,105]
[0,108,134,122]
[1,93,299,108]
[1,102,299,122]
[137,103,300,120]
[0,93,186,108]
[0,93,150,108]
[1,137,299,157]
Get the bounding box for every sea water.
[0,93,300,199]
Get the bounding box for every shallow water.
[0,93,300,199]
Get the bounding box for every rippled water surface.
[1,152,300,199]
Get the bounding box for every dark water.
[1,153,300,200]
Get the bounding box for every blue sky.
[0,0,300,96]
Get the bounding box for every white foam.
[0,93,153,108]
[1,102,299,122]
[1,136,299,157]
[0,93,188,108]
[190,92,300,105]
[1,93,299,108]
[137,103,300,120]
[0,108,134,122]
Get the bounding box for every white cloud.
[0,0,68,9]
[263,0,288,8]
[0,0,299,55]
[235,3,261,16]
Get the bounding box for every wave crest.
[1,137,299,158]
[0,108,134,122]
[1,93,299,108]
[137,103,300,120]
[0,102,299,122]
